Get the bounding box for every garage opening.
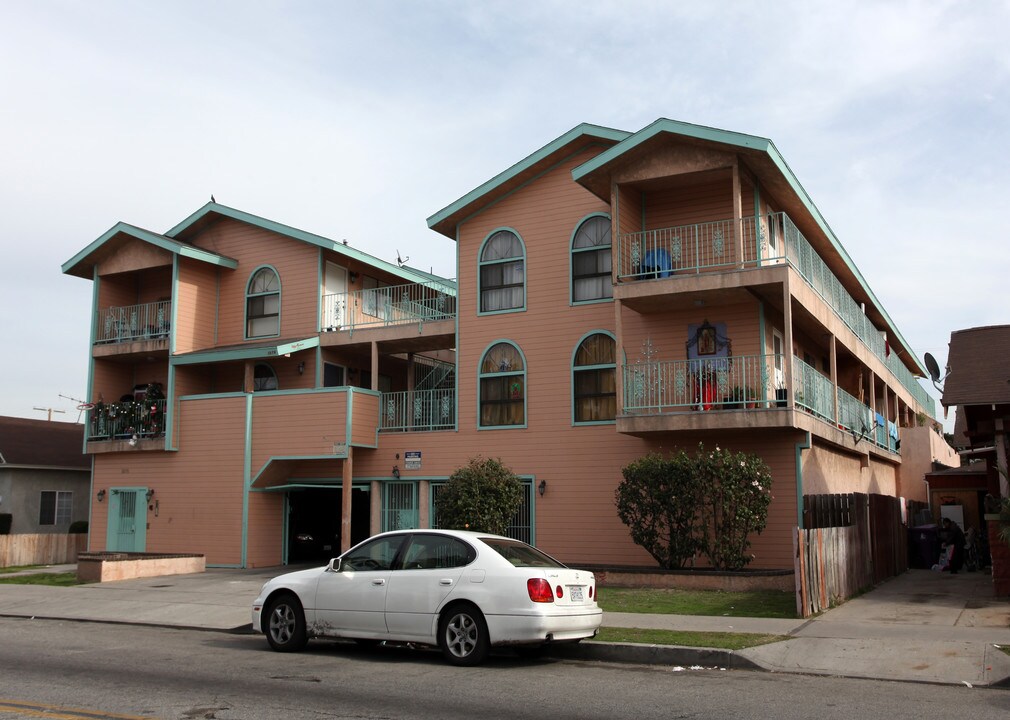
[287,486,371,564]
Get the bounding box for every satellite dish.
[924,353,941,383]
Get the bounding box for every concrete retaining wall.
[77,552,205,583]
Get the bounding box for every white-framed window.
[479,230,525,313]
[571,215,613,302]
[246,266,280,338]
[39,491,72,526]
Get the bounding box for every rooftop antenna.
[396,250,409,267]
[923,352,950,392]
[59,393,90,423]
[33,407,66,422]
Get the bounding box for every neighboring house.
[0,417,90,533]
[939,325,1010,499]
[62,119,942,570]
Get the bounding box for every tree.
[614,451,703,568]
[694,444,773,570]
[435,457,523,536]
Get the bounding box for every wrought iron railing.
[623,357,900,455]
[379,389,455,432]
[95,301,171,344]
[321,281,455,332]
[622,354,778,412]
[87,399,167,441]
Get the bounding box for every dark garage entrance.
[286,486,371,564]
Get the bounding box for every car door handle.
[372,579,386,586]
[439,579,453,586]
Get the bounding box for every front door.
[105,488,147,552]
[323,262,348,330]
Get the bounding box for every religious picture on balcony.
[698,326,717,356]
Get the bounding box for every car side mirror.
[326,557,342,573]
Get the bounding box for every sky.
[1,0,1007,428]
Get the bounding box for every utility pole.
[33,407,66,422]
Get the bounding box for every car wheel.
[265,593,308,652]
[438,603,489,666]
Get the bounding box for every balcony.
[95,300,171,344]
[86,399,166,450]
[621,354,899,455]
[616,213,934,417]
[379,388,455,432]
[321,281,455,333]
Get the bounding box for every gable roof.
[426,123,631,238]
[941,325,1010,407]
[0,416,89,469]
[62,221,239,279]
[64,202,455,291]
[170,202,453,290]
[570,117,926,378]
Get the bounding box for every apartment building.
[62,119,944,569]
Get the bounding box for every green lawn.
[0,565,44,574]
[597,587,797,618]
[0,572,83,587]
[595,627,789,650]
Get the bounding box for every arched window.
[479,230,525,313]
[253,363,278,392]
[246,266,280,338]
[571,215,612,303]
[478,342,525,428]
[573,332,616,423]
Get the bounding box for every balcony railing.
[379,388,455,432]
[623,355,899,454]
[87,399,167,441]
[322,281,456,332]
[623,354,778,412]
[95,301,171,344]
[615,213,934,418]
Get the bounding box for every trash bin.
[908,524,940,569]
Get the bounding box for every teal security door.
[106,488,148,552]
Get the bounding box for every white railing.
[321,281,455,331]
[95,301,171,343]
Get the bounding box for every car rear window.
[480,538,567,568]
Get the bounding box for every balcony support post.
[341,447,353,554]
[732,158,744,268]
[615,298,625,414]
[783,282,795,410]
[370,341,379,391]
[830,335,838,423]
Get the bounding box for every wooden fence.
[795,493,910,617]
[0,534,88,567]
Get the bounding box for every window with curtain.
[479,230,525,313]
[573,333,616,423]
[571,216,612,302]
[479,342,525,427]
[246,267,280,337]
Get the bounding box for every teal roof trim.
[571,118,925,376]
[426,123,630,233]
[168,202,437,287]
[61,221,238,276]
[170,336,319,365]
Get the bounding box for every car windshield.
[480,538,567,568]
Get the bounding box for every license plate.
[569,586,584,603]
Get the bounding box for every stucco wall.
[0,468,91,534]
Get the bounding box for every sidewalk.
[1,565,1008,686]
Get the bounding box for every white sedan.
[251,529,602,665]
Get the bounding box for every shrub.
[694,444,773,570]
[0,513,11,535]
[615,451,703,569]
[435,457,523,536]
[615,445,773,571]
[68,521,89,534]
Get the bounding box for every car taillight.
[555,585,564,599]
[589,585,594,600]
[527,578,554,603]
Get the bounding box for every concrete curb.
[546,640,764,671]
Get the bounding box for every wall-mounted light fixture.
[538,480,547,497]
[392,465,400,479]
[349,271,359,283]
[297,362,305,375]
[146,488,156,503]
[128,433,139,447]
[96,489,106,502]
